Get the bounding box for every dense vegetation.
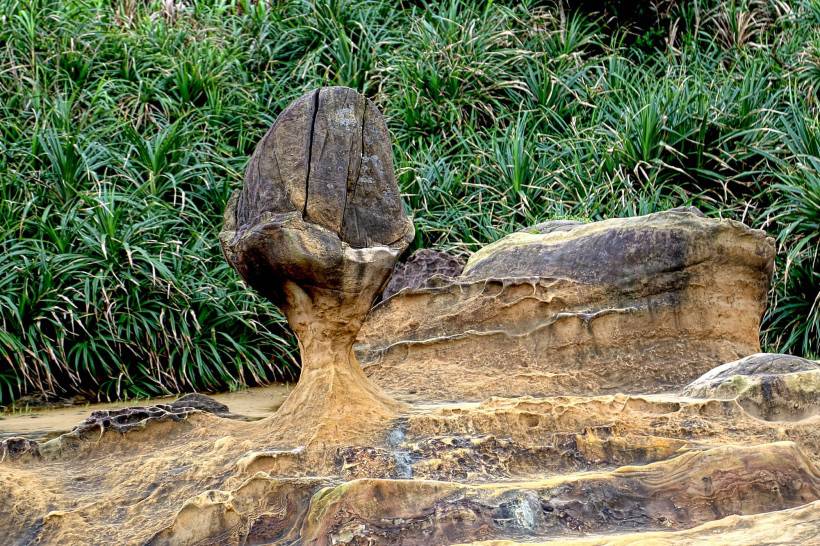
[0,0,817,404]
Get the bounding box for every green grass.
[1,0,818,403]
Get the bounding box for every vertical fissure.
[303,89,321,217]
[342,97,366,244]
[359,100,367,245]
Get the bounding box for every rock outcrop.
[683,353,820,421]
[0,393,234,462]
[219,86,413,445]
[358,210,775,400]
[683,352,820,394]
[462,499,820,545]
[1,89,817,546]
[0,437,39,461]
[301,443,819,544]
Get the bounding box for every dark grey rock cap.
[234,86,411,249]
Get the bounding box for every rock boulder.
[683,353,820,421]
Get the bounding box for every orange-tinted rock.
[358,209,775,400]
[2,375,820,544]
[220,87,414,446]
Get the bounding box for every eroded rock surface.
[3,381,819,545]
[0,437,40,461]
[230,87,410,249]
[302,443,819,544]
[463,499,820,545]
[683,353,820,421]
[382,248,465,300]
[0,393,232,462]
[683,352,820,392]
[358,209,775,400]
[71,393,230,436]
[220,86,413,446]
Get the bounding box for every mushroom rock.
[357,209,776,400]
[220,86,414,445]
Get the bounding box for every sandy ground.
[0,383,294,440]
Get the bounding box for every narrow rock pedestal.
[219,87,414,445]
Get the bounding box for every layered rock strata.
[358,210,775,400]
[2,387,819,544]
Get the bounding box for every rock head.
[220,86,413,312]
[220,87,414,444]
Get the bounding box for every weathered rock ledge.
[358,209,775,401]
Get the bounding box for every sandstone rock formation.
[382,248,465,300]
[463,499,820,546]
[1,89,818,545]
[300,442,819,544]
[683,353,820,421]
[219,86,413,445]
[683,352,820,395]
[3,383,819,544]
[358,209,776,400]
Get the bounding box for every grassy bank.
[1,0,817,403]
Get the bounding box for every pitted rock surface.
[0,437,40,461]
[382,249,465,300]
[171,393,230,414]
[0,395,230,462]
[70,394,230,436]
